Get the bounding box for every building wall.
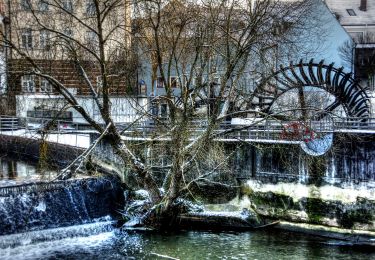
[8,59,132,96]
[4,0,135,98]
[15,94,149,123]
[324,0,375,115]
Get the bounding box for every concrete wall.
[226,135,375,232]
[15,95,149,124]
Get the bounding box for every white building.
[325,0,375,115]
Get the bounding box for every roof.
[356,43,375,48]
[324,0,375,26]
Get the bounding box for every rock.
[133,189,150,201]
[177,210,270,231]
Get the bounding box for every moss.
[305,197,327,224]
[240,185,253,196]
[339,209,373,229]
[250,191,294,210]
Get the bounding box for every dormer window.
[86,0,96,16]
[62,0,73,13]
[346,9,357,16]
[38,0,49,12]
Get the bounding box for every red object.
[280,121,316,142]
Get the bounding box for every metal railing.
[120,117,375,143]
[1,115,375,145]
[0,115,90,148]
[0,116,19,131]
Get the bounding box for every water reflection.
[0,157,57,186]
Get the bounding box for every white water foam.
[0,216,116,260]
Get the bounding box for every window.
[61,28,73,53]
[156,77,164,88]
[39,30,50,49]
[62,0,73,13]
[20,0,32,10]
[212,75,220,85]
[22,75,35,93]
[86,0,96,16]
[138,80,147,95]
[160,103,168,117]
[0,75,4,94]
[347,9,357,16]
[85,30,98,50]
[96,76,103,93]
[38,0,49,12]
[63,28,73,38]
[170,76,179,88]
[40,78,53,93]
[21,29,33,49]
[350,32,364,43]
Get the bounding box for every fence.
[1,115,375,146]
[0,115,91,148]
[120,117,375,143]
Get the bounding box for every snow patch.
[134,189,150,200]
[35,202,46,212]
[20,194,30,205]
[243,180,375,203]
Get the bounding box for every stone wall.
[229,134,375,231]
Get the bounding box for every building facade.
[135,0,353,118]
[1,0,143,124]
[325,0,375,92]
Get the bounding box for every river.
[0,219,374,260]
[0,159,374,259]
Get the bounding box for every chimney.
[359,0,367,11]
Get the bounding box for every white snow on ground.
[0,129,90,148]
[188,211,247,220]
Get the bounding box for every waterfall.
[0,218,116,260]
[0,177,124,236]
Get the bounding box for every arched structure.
[253,60,371,119]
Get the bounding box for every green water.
[1,222,374,260]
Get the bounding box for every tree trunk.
[111,138,162,204]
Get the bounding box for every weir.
[0,177,124,236]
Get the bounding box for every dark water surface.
[0,157,57,186]
[0,220,374,260]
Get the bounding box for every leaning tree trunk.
[110,137,162,204]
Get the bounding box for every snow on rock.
[35,201,46,212]
[133,190,150,200]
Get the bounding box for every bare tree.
[2,0,319,227]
